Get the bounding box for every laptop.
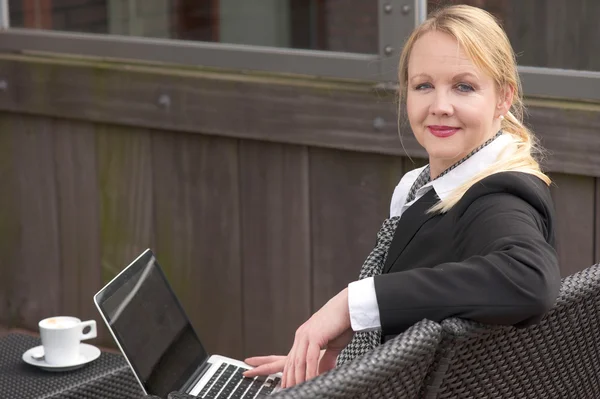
[94,249,282,398]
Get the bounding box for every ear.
[496,84,515,118]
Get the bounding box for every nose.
[430,90,453,117]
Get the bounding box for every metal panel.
[0,28,380,81]
[0,0,8,30]
[378,0,416,81]
[519,66,600,102]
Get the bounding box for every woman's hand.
[243,350,328,378]
[242,288,354,388]
[243,355,287,378]
[281,288,354,388]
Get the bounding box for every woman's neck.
[429,162,450,180]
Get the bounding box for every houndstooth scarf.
[336,131,502,366]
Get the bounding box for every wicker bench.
[422,263,600,399]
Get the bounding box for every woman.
[244,4,560,388]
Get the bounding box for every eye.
[415,83,433,90]
[456,83,475,92]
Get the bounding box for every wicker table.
[0,333,147,399]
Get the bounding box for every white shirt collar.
[390,133,512,217]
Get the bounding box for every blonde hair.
[397,5,550,214]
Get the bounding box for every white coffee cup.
[39,316,97,366]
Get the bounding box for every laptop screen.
[95,249,208,397]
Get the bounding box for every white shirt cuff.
[348,277,381,332]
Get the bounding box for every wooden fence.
[0,54,599,361]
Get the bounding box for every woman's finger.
[282,347,293,388]
[243,358,286,378]
[283,345,296,388]
[244,355,286,367]
[305,342,321,382]
[293,337,309,387]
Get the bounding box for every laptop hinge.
[180,361,212,393]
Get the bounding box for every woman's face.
[406,31,508,177]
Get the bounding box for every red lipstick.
[428,125,460,138]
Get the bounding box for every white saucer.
[22,344,101,372]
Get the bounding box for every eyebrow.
[453,72,479,81]
[409,71,480,83]
[409,73,432,83]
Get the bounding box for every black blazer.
[375,171,561,341]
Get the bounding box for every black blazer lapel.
[382,189,440,274]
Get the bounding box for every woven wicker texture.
[0,333,146,399]
[271,319,442,399]
[424,263,600,399]
[51,367,149,399]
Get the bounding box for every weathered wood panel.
[0,53,415,159]
[310,148,403,310]
[0,118,20,327]
[53,119,105,343]
[239,141,311,358]
[151,131,243,358]
[2,55,600,177]
[3,114,62,330]
[96,125,155,285]
[529,104,600,177]
[550,173,596,277]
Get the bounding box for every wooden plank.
[0,54,420,162]
[0,116,20,328]
[53,119,105,344]
[310,148,403,310]
[549,173,596,277]
[151,131,243,359]
[239,141,311,358]
[96,125,154,285]
[0,55,600,176]
[528,105,600,176]
[5,114,62,330]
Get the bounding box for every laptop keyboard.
[196,363,281,399]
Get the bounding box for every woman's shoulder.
[454,171,554,221]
